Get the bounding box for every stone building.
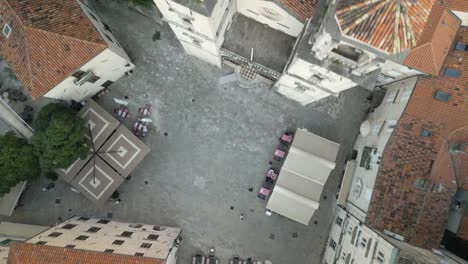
[0,0,134,102]
[8,216,181,264]
[322,1,468,262]
[323,206,465,264]
[153,0,321,103]
[337,77,419,222]
[153,0,467,105]
[366,1,468,252]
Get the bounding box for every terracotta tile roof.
[8,242,165,264]
[403,8,461,75]
[0,0,107,100]
[367,27,468,250]
[336,0,434,54]
[280,0,318,22]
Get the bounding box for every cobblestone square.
[0,2,370,263]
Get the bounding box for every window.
[192,39,201,47]
[351,227,357,244]
[294,83,309,93]
[335,217,343,226]
[88,74,100,83]
[72,70,87,79]
[75,235,89,241]
[147,234,159,241]
[347,226,353,234]
[97,219,110,224]
[433,90,450,101]
[421,129,432,137]
[386,120,397,132]
[377,251,385,263]
[141,243,152,248]
[364,238,372,257]
[65,245,75,249]
[455,42,466,51]
[104,249,114,253]
[329,239,337,250]
[87,227,101,233]
[120,231,133,237]
[310,73,325,82]
[135,252,144,257]
[62,224,77,230]
[451,143,466,152]
[36,241,47,245]
[101,80,113,88]
[360,237,367,247]
[3,24,11,38]
[48,232,62,237]
[444,68,460,77]
[113,240,124,245]
[182,17,192,24]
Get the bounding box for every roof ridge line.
[26,26,108,48]
[5,0,36,93]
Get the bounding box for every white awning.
[267,128,339,225]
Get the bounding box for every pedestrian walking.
[240,214,244,221]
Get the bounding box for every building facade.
[0,0,135,102]
[366,2,468,252]
[323,206,465,264]
[325,1,468,262]
[154,0,465,105]
[154,0,312,67]
[323,206,399,264]
[337,77,419,222]
[20,216,181,264]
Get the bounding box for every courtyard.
[0,1,370,263]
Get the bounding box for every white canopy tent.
[267,128,340,225]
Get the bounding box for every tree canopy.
[32,103,90,171]
[0,132,40,196]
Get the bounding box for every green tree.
[0,132,40,196]
[32,103,90,171]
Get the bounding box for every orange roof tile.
[403,9,461,75]
[280,0,318,22]
[367,26,468,250]
[0,0,107,100]
[8,242,165,264]
[336,0,434,54]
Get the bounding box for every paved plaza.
[0,1,371,263]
